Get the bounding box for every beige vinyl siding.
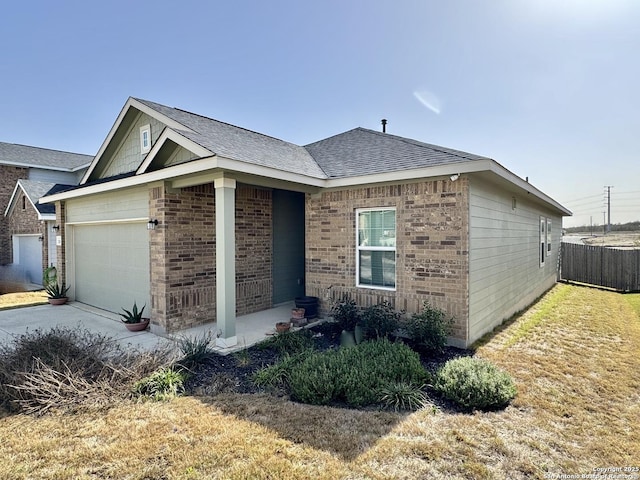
[164,145,198,167]
[468,179,560,343]
[66,188,148,223]
[100,113,165,178]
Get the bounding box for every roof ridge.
[133,98,302,148]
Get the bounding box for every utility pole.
[604,186,613,233]
[602,211,606,235]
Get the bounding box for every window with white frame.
[356,208,396,289]
[539,216,546,266]
[546,218,552,255]
[140,124,151,154]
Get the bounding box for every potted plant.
[275,321,291,333]
[45,282,70,305]
[120,302,150,332]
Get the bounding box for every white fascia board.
[3,182,22,217]
[214,156,327,188]
[71,162,92,172]
[41,156,219,204]
[136,129,213,174]
[323,160,489,189]
[80,97,197,184]
[486,161,572,216]
[39,213,55,221]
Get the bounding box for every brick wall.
[6,189,47,272]
[305,178,470,343]
[149,182,216,333]
[0,165,28,265]
[235,184,272,315]
[149,182,273,333]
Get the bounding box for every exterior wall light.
[38,235,44,242]
[147,219,159,230]
[450,173,460,182]
[52,225,60,232]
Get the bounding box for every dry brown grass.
[1,284,639,479]
[0,290,47,310]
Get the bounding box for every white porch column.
[214,176,237,348]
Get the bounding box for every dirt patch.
[582,232,640,248]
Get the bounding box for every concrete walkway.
[0,302,171,352]
[0,301,305,355]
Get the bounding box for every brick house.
[41,97,571,348]
[0,143,91,288]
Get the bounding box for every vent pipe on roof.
[381,119,387,133]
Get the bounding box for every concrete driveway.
[0,301,173,351]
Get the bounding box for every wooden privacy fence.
[560,242,640,292]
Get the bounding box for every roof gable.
[0,142,92,171]
[4,179,63,218]
[134,98,326,178]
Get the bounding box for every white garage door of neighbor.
[16,235,43,285]
[73,223,150,314]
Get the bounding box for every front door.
[272,189,305,304]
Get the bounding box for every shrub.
[133,366,187,401]
[332,296,360,331]
[359,301,402,340]
[0,327,171,414]
[175,333,212,370]
[287,339,428,407]
[256,329,315,356]
[378,382,431,412]
[252,353,305,389]
[406,302,453,354]
[434,357,517,410]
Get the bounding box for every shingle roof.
[0,142,92,170]
[304,128,490,178]
[134,98,327,178]
[18,179,65,214]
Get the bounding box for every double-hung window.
[356,208,396,289]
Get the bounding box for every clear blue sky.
[1,0,638,227]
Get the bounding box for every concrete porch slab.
[169,302,298,354]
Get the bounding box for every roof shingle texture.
[304,128,490,178]
[0,142,92,170]
[134,98,327,178]
[136,98,491,180]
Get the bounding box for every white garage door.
[73,222,150,314]
[15,235,43,285]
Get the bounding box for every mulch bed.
[184,321,471,409]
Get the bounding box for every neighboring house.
[0,142,92,286]
[41,97,571,348]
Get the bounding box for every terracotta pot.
[275,322,291,333]
[48,297,68,306]
[291,317,307,327]
[291,308,305,319]
[124,318,150,332]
